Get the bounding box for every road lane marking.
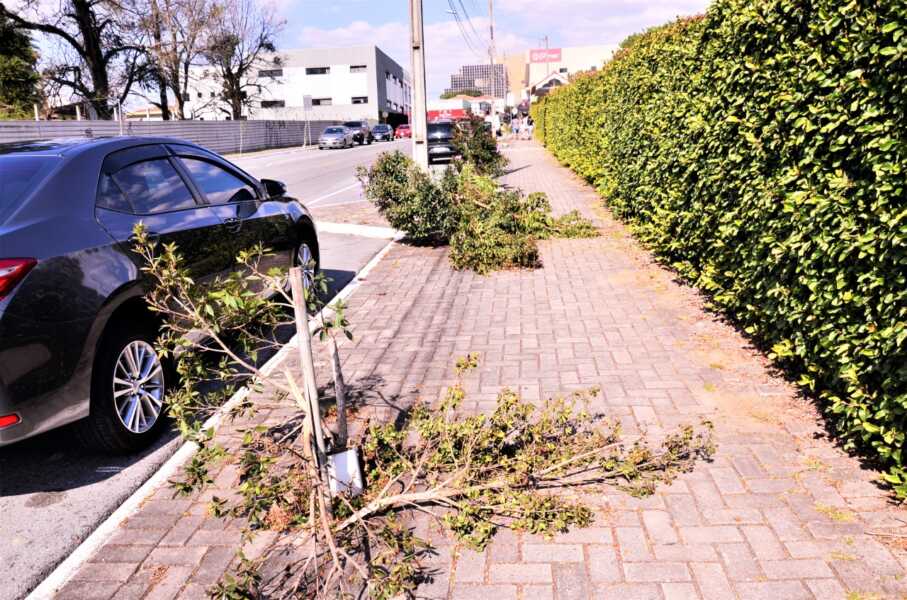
[306,183,361,206]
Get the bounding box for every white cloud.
[298,18,530,98]
[496,0,709,46]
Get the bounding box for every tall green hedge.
[533,0,907,496]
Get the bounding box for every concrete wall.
[0,119,338,155]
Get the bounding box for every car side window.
[96,173,133,213]
[111,159,197,214]
[179,157,257,205]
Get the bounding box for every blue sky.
[277,0,711,97]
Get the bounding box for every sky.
[279,0,711,97]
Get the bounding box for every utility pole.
[488,0,496,101]
[409,0,429,171]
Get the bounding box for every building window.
[259,68,283,77]
[196,91,202,98]
[385,70,391,79]
[210,91,215,98]
[182,93,190,102]
[352,96,368,104]
[312,97,332,106]
[559,67,568,73]
[386,99,392,108]
[261,100,285,108]
[306,67,330,75]
[350,65,367,73]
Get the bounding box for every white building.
[184,45,412,125]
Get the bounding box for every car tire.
[75,323,170,453]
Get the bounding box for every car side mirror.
[262,178,287,198]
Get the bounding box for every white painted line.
[315,221,401,240]
[306,183,361,206]
[27,235,398,600]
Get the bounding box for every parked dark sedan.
[0,137,319,452]
[371,124,394,142]
[427,122,458,163]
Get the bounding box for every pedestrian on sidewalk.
[511,117,521,141]
[523,115,534,140]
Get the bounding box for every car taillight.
[0,258,37,299]
[0,414,21,429]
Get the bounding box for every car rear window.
[343,122,362,128]
[0,156,59,221]
[428,124,454,136]
[324,127,345,134]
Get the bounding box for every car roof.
[0,136,201,158]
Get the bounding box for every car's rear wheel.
[76,324,169,453]
[296,241,318,290]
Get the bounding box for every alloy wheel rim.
[113,340,165,434]
[297,243,316,291]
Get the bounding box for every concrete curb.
[26,234,400,600]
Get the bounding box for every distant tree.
[0,13,39,118]
[202,0,282,120]
[0,0,147,119]
[138,0,216,119]
[441,88,482,99]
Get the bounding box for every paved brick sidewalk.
[56,142,906,599]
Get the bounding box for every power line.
[447,0,485,60]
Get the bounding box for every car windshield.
[399,125,410,129]
[0,156,60,222]
[324,127,345,134]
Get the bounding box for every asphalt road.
[0,141,399,600]
[231,138,410,211]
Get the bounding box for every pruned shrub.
[452,115,509,176]
[532,0,907,495]
[359,152,598,274]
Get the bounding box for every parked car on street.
[371,124,394,142]
[342,121,374,145]
[395,124,411,139]
[0,137,319,452]
[427,122,458,163]
[318,126,355,149]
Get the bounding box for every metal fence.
[0,119,339,155]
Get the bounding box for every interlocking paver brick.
[593,582,661,599]
[662,582,700,600]
[489,563,553,584]
[454,547,486,583]
[451,584,517,600]
[691,562,734,600]
[624,562,691,582]
[58,141,907,599]
[734,580,812,600]
[523,543,584,563]
[760,558,834,579]
[552,562,590,600]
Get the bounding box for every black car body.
[0,137,318,450]
[342,121,374,145]
[427,122,457,163]
[371,124,393,142]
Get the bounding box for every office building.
[444,63,508,99]
[184,45,411,125]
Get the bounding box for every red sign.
[427,108,469,122]
[530,48,562,63]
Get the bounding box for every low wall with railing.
[0,119,339,155]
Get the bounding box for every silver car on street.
[318,126,355,149]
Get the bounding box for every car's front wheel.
[77,324,169,453]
